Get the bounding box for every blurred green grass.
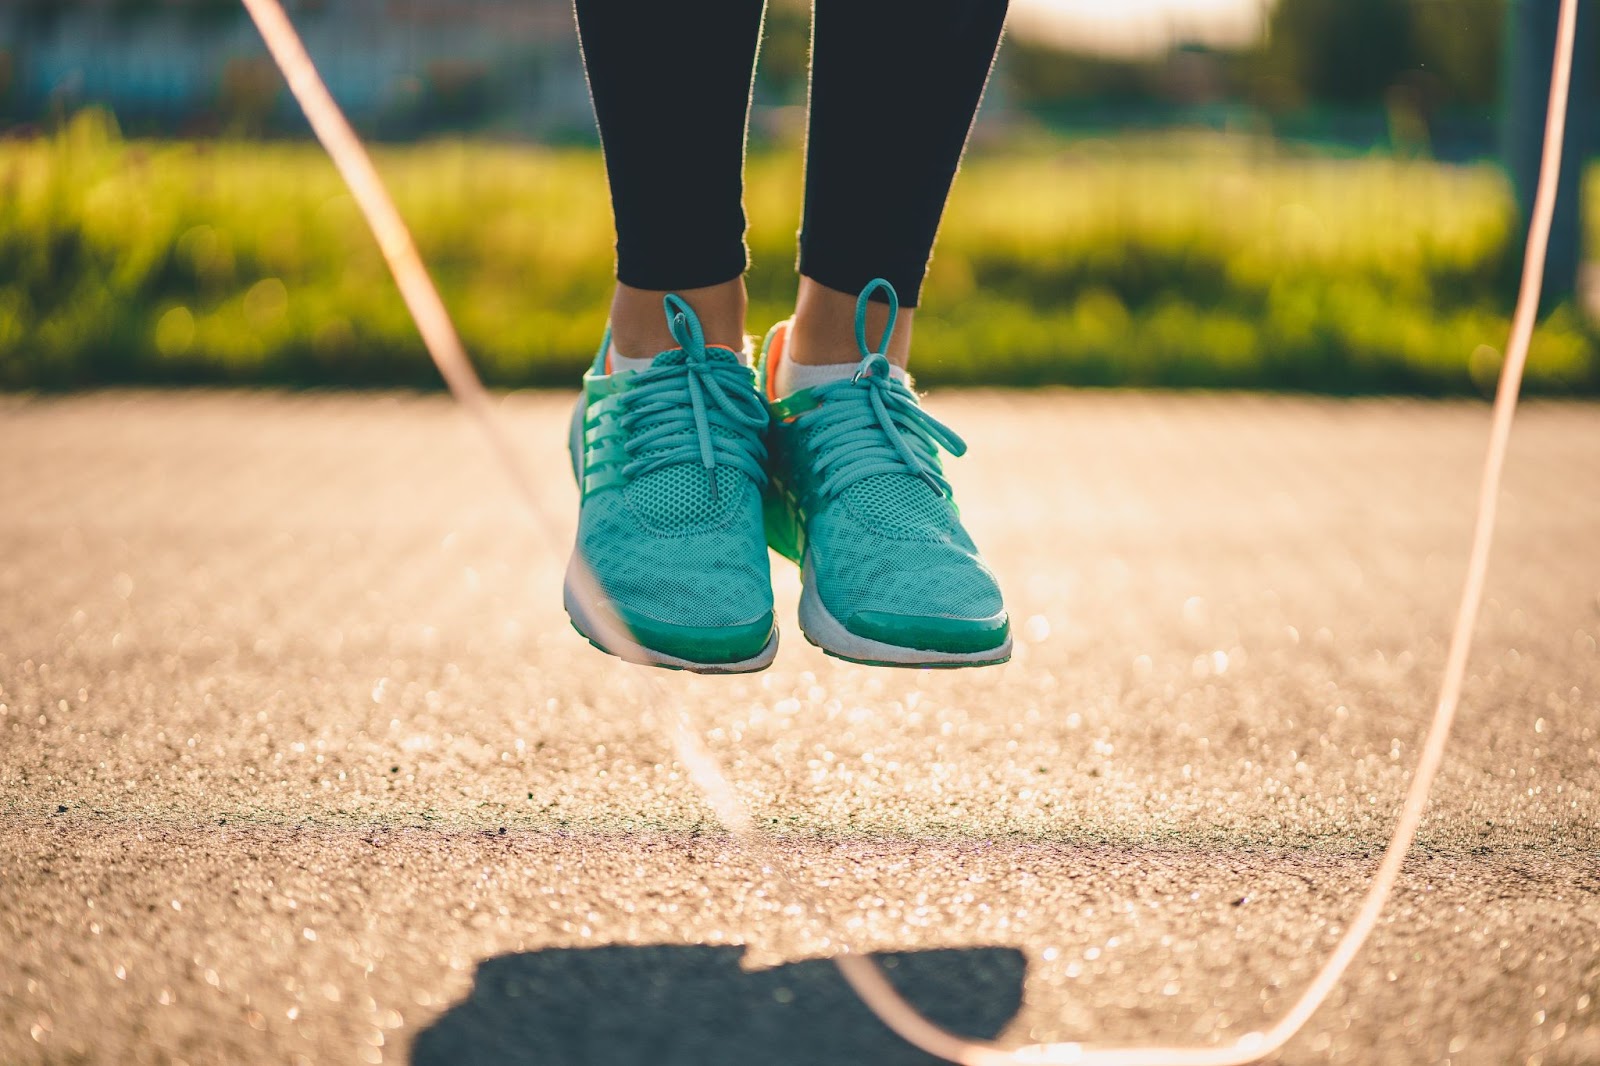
[1,112,1595,393]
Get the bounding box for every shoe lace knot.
[796,278,967,501]
[620,294,769,497]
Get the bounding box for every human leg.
[574,0,766,357]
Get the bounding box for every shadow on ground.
[411,944,1026,1065]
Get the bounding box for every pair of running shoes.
[565,279,1009,673]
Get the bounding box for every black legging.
[573,0,1009,307]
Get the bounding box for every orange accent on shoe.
[765,320,790,401]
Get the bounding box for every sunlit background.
[1013,0,1267,53]
[0,0,1594,392]
[4,6,1600,1066]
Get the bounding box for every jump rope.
[237,1,1581,1060]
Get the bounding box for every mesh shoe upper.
[809,475,1003,622]
[577,477,772,629]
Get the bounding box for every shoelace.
[620,294,769,498]
[795,279,967,501]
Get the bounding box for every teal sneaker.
[758,279,1010,667]
[566,295,778,673]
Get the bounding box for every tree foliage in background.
[1000,43,1156,108]
[755,0,812,104]
[1264,0,1420,105]
[1002,0,1513,124]
[1409,0,1508,106]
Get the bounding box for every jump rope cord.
[239,0,1580,1061]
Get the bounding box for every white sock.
[774,354,910,398]
[603,345,657,375]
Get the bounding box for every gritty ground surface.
[1,390,1598,1066]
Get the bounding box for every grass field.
[1,112,1595,393]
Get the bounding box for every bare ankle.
[787,276,915,368]
[609,278,748,359]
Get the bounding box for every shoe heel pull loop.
[663,293,706,357]
[853,279,899,359]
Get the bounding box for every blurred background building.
[0,0,589,139]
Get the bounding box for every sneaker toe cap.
[621,608,777,665]
[843,608,1010,655]
[581,597,777,666]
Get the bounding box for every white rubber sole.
[563,556,779,675]
[797,555,1012,668]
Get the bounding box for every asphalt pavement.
[1,389,1597,1066]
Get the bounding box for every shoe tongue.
[624,345,750,530]
[651,346,744,369]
